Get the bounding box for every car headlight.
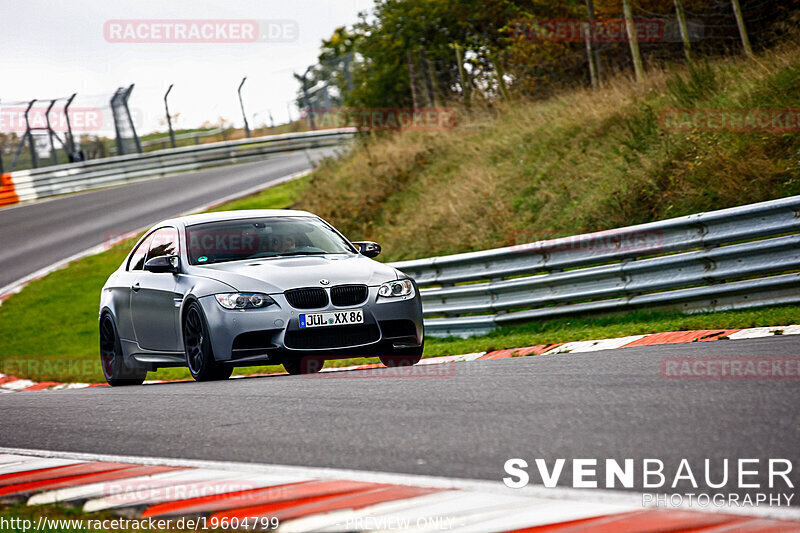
[215,293,276,310]
[378,279,414,299]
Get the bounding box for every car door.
[130,227,181,352]
[114,233,153,342]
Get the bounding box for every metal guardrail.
[139,128,225,149]
[0,128,355,206]
[390,196,800,337]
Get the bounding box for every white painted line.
[542,335,646,355]
[0,458,84,476]
[0,379,37,391]
[728,324,800,340]
[727,327,775,340]
[48,383,91,390]
[418,352,485,364]
[0,454,41,466]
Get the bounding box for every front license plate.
[299,309,364,328]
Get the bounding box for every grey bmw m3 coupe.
[99,210,424,385]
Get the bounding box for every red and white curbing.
[474,325,800,360]
[1,448,799,532]
[1,325,799,393]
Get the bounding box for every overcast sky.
[1,0,373,136]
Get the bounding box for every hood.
[190,254,401,293]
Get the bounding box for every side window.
[128,234,153,271]
[146,227,179,262]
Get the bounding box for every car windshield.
[185,216,356,265]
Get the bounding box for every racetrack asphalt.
[0,148,336,290]
[1,335,797,503]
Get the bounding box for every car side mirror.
[353,241,381,258]
[144,255,180,274]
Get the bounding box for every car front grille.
[284,324,380,350]
[285,288,328,309]
[331,284,368,307]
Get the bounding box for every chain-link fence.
[0,88,142,173]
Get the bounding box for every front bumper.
[197,285,424,364]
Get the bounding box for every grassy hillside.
[296,42,800,262]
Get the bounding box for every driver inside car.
[262,232,298,254]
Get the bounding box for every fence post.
[238,77,251,138]
[111,89,124,156]
[123,84,142,154]
[730,0,754,57]
[45,100,59,165]
[489,52,510,101]
[622,0,644,82]
[674,0,693,62]
[64,93,79,162]
[454,43,471,108]
[164,84,176,148]
[583,1,598,88]
[24,100,38,169]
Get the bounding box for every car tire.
[183,301,233,382]
[99,313,147,386]
[379,345,423,367]
[283,356,325,375]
